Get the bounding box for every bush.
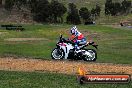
[50,0,67,23]
[66,3,81,25]
[79,7,91,22]
[32,0,51,22]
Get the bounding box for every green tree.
[4,0,14,11]
[32,0,51,22]
[105,0,122,16]
[0,0,2,6]
[91,5,101,20]
[79,7,91,22]
[105,0,112,15]
[91,8,96,20]
[121,0,131,14]
[13,0,27,10]
[50,0,67,23]
[95,4,101,16]
[4,0,28,11]
[66,3,81,25]
[28,0,38,13]
[111,2,121,16]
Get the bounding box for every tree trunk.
[0,0,5,6]
[60,16,63,23]
[0,0,2,6]
[54,15,57,23]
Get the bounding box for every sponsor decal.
[77,67,131,84]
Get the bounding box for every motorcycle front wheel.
[51,48,64,60]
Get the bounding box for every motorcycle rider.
[69,26,87,51]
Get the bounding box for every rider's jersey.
[70,33,85,43]
[70,26,86,44]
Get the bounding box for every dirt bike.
[51,35,98,61]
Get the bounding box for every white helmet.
[70,26,78,34]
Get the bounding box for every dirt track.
[0,57,132,75]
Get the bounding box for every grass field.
[0,24,132,88]
[0,70,132,88]
[0,24,132,64]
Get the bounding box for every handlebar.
[61,38,75,45]
[88,41,98,49]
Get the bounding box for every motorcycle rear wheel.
[83,49,97,61]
